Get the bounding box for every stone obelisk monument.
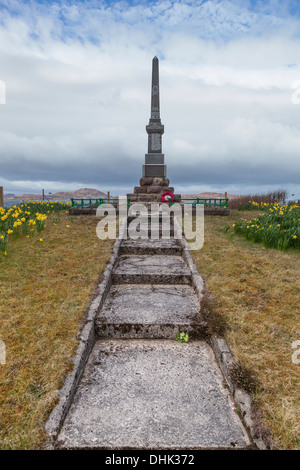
[128,56,181,204]
[144,55,165,178]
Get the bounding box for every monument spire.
[150,56,160,121]
[143,56,166,178]
[127,56,181,205]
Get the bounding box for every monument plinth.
[128,57,181,204]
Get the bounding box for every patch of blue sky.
[0,1,21,18]
[239,0,300,18]
[1,0,300,44]
[22,0,300,15]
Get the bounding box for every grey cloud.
[0,0,300,198]
[169,160,300,186]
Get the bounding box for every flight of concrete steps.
[54,213,251,449]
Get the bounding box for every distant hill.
[49,188,107,199]
[4,188,107,200]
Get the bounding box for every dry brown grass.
[193,210,300,450]
[228,189,287,210]
[0,212,114,449]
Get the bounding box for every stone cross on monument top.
[127,57,181,204]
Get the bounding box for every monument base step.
[133,186,174,194]
[128,193,181,203]
[68,206,230,216]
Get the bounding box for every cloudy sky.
[1,0,300,198]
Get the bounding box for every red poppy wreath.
[161,192,174,203]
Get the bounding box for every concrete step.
[112,255,191,285]
[55,339,251,450]
[125,225,176,238]
[120,238,182,255]
[127,213,176,223]
[95,284,207,339]
[126,214,177,238]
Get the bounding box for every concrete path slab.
[113,255,191,284]
[56,340,250,449]
[120,238,182,255]
[95,284,207,339]
[128,226,176,236]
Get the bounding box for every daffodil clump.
[0,200,70,255]
[238,200,264,211]
[231,202,300,250]
[239,200,299,212]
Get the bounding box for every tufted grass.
[193,210,300,450]
[0,212,114,449]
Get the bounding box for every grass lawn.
[193,210,300,450]
[1,206,299,450]
[0,211,114,449]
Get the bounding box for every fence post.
[0,186,3,208]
